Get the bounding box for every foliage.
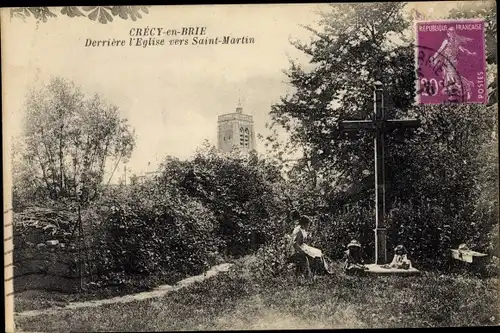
[380,103,496,268]
[233,236,291,281]
[448,1,497,104]
[13,206,77,246]
[269,2,412,172]
[12,139,290,293]
[82,182,218,289]
[10,6,151,24]
[156,144,288,257]
[14,77,135,207]
[267,3,498,269]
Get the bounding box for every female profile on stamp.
[430,26,477,101]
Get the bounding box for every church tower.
[217,101,256,153]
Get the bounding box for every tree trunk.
[78,204,85,290]
[59,111,65,197]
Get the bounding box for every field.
[14,259,499,331]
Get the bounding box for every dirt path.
[15,263,233,318]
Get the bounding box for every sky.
[1,2,477,183]
[2,4,326,182]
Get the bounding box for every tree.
[129,174,139,186]
[10,6,151,24]
[271,2,412,181]
[15,77,135,208]
[448,1,497,105]
[268,3,497,267]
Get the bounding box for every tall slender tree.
[15,77,135,208]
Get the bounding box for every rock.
[36,243,46,249]
[59,243,66,248]
[46,240,59,247]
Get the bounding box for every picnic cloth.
[300,244,323,258]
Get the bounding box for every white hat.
[347,240,361,248]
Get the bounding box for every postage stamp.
[415,19,487,104]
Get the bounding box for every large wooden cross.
[339,82,421,265]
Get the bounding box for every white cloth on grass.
[300,244,323,258]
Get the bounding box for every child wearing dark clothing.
[343,240,368,274]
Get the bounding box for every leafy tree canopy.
[14,77,135,208]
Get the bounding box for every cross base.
[364,264,421,276]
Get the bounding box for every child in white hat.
[343,240,368,274]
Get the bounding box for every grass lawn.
[15,260,499,331]
[14,255,230,313]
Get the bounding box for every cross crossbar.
[339,119,421,131]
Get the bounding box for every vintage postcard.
[2,2,498,332]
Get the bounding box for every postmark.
[415,44,466,104]
[415,19,487,105]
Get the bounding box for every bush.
[314,204,374,260]
[232,235,290,281]
[85,182,219,288]
[157,147,287,258]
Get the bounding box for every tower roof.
[218,98,253,122]
[236,99,243,114]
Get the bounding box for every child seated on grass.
[382,245,412,270]
[343,240,368,274]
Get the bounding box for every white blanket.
[300,244,323,258]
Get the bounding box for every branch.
[299,24,334,44]
[32,145,55,198]
[38,131,59,191]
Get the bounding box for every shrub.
[157,147,287,258]
[85,182,219,288]
[314,204,374,260]
[238,235,290,280]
